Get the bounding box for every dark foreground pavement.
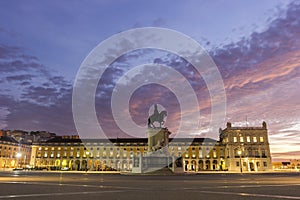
[0,171,300,200]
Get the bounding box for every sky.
[0,0,299,160]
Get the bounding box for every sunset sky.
[0,0,299,160]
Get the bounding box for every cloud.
[0,43,74,134]
[210,1,300,160]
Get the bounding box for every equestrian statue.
[147,104,167,128]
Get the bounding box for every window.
[213,150,217,158]
[263,162,267,167]
[199,149,203,158]
[246,136,251,142]
[240,137,244,142]
[260,137,264,142]
[236,161,240,167]
[262,150,266,157]
[233,137,237,142]
[253,137,257,142]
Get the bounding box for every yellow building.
[28,121,273,172]
[0,136,31,169]
[220,122,272,172]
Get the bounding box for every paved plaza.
[0,171,300,199]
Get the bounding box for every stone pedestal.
[147,128,170,153]
[131,128,173,174]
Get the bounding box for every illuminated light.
[16,152,22,158]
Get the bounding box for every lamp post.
[16,152,22,168]
[85,151,89,171]
[237,149,242,173]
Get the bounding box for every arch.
[55,159,60,167]
[62,159,68,168]
[198,160,204,170]
[88,159,93,170]
[69,160,73,170]
[122,160,127,171]
[116,160,121,170]
[129,160,133,170]
[82,160,87,170]
[95,160,100,171]
[184,160,189,171]
[75,160,80,171]
[212,160,218,170]
[205,160,211,170]
[191,160,196,171]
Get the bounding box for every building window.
[239,137,244,142]
[213,150,217,158]
[260,137,264,142]
[263,162,267,167]
[233,137,237,142]
[262,149,266,157]
[246,136,250,143]
[236,161,240,167]
[199,149,203,158]
[253,137,257,143]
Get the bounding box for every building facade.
[220,122,272,172]
[28,122,273,172]
[0,136,31,168]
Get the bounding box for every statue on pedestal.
[147,104,167,128]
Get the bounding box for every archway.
[191,160,196,171]
[75,160,80,170]
[69,160,73,170]
[82,160,87,171]
[198,160,204,170]
[184,161,189,171]
[212,160,218,170]
[55,159,60,168]
[205,160,211,170]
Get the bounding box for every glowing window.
[233,137,237,142]
[240,137,244,142]
[260,137,264,142]
[253,137,257,142]
[246,136,251,142]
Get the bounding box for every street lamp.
[16,152,22,168]
[85,151,89,171]
[237,150,242,173]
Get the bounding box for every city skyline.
[0,0,299,161]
